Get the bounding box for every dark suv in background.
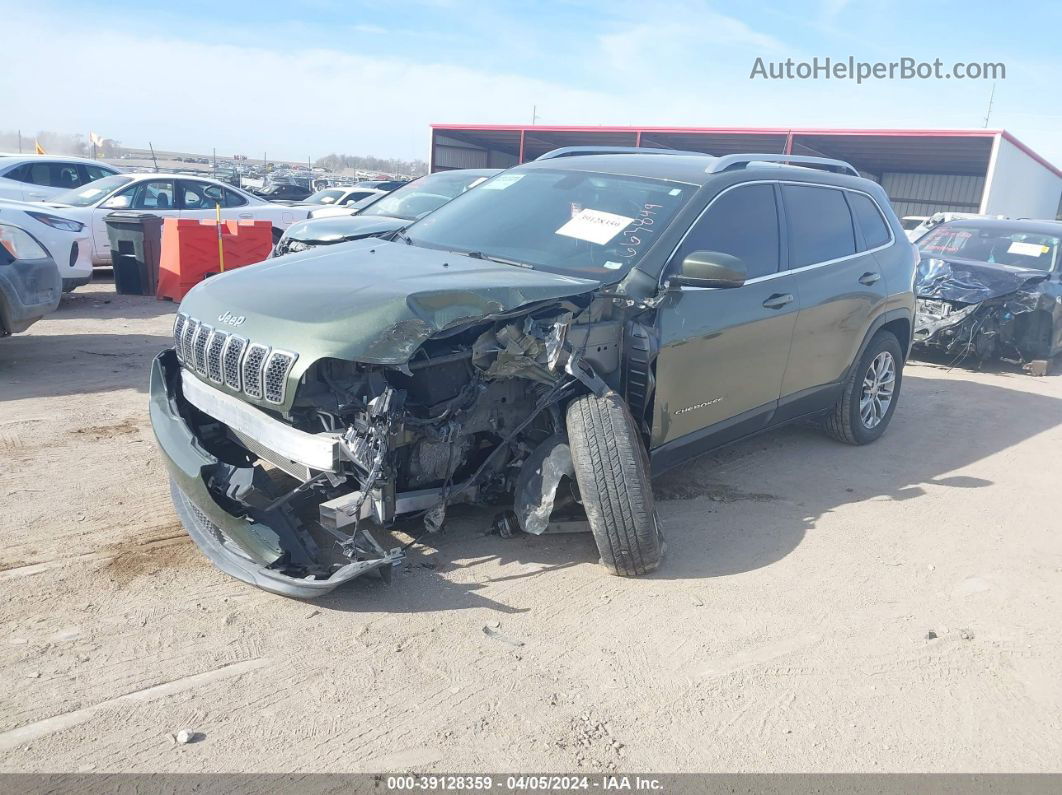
[150,149,916,598]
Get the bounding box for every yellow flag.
[34,140,45,155]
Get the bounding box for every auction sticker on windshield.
[1007,241,1048,257]
[481,174,524,190]
[556,208,634,245]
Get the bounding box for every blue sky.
[3,0,1059,163]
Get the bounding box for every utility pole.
[148,141,159,172]
[212,147,217,176]
[983,82,996,128]
[17,130,21,153]
[531,105,540,125]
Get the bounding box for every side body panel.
[651,274,799,447]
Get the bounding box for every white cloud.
[2,6,1058,166]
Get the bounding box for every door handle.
[859,271,881,285]
[762,293,794,310]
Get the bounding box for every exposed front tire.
[825,330,903,445]
[566,392,663,576]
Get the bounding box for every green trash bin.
[105,212,164,296]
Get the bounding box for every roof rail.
[706,153,860,177]
[535,145,709,161]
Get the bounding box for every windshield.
[360,172,490,221]
[919,224,1061,271]
[51,175,133,207]
[305,188,345,205]
[404,168,695,276]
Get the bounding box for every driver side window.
[675,184,781,279]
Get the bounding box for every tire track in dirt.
[0,658,270,752]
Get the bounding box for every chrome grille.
[175,316,297,404]
[263,351,297,404]
[242,343,270,399]
[206,330,227,383]
[181,317,199,363]
[173,315,187,362]
[192,325,212,374]
[222,336,246,390]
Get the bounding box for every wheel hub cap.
[859,351,895,429]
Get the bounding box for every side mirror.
[671,251,747,289]
[101,195,130,210]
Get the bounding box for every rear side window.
[2,163,29,182]
[782,185,856,267]
[8,162,51,185]
[848,192,891,249]
[676,183,780,278]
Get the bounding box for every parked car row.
[272,168,496,255]
[0,171,312,281]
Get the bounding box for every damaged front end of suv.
[150,239,635,598]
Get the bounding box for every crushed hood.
[179,238,600,370]
[916,255,1048,304]
[284,213,404,244]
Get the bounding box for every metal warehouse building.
[430,125,1062,221]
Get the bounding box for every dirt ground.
[1,279,1061,774]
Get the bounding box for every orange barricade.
[157,218,273,301]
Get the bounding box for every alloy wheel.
[859,351,895,429]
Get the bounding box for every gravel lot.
[1,280,1060,773]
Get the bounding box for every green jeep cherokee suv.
[150,149,917,598]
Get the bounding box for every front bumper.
[0,255,62,335]
[62,235,94,291]
[149,350,393,598]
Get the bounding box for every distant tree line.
[314,153,428,177]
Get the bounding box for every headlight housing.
[26,211,85,232]
[0,223,50,260]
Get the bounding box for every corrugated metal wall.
[433,135,518,170]
[881,172,985,218]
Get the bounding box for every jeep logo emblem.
[218,311,246,327]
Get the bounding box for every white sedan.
[0,154,120,202]
[302,186,386,218]
[37,173,311,265]
[0,201,95,291]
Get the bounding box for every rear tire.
[566,392,662,576]
[825,330,903,445]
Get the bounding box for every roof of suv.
[516,152,869,189]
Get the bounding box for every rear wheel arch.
[881,316,911,360]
